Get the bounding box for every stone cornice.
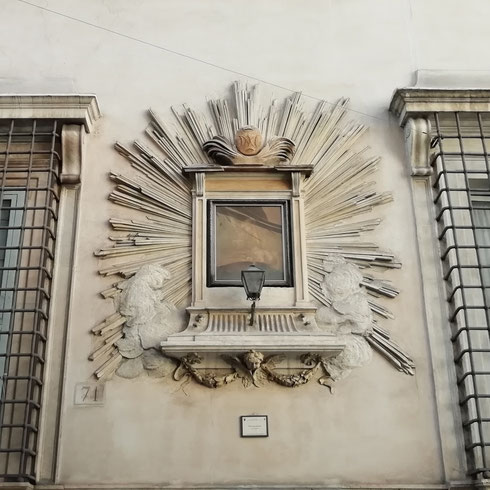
[390,88,490,127]
[0,94,101,132]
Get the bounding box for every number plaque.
[74,382,105,406]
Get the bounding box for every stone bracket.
[61,124,84,186]
[404,117,432,177]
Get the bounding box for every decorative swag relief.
[90,82,415,390]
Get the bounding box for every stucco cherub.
[316,255,373,383]
[114,264,183,377]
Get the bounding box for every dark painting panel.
[214,204,286,283]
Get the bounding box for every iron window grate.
[0,119,61,483]
[432,111,490,477]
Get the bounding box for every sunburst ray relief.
[90,81,414,382]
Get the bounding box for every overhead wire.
[12,0,411,128]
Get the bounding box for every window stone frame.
[0,94,100,483]
[390,87,490,484]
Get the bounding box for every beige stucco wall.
[2,0,490,487]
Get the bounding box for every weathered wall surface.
[2,0,490,486]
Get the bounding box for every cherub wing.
[252,368,270,387]
[222,355,254,388]
[259,137,295,165]
[263,354,285,370]
[203,136,238,165]
[248,355,284,387]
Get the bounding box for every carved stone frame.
[160,165,345,359]
[0,94,101,481]
[206,198,293,287]
[185,165,313,310]
[389,86,488,485]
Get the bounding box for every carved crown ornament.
[91,81,415,391]
[203,125,295,166]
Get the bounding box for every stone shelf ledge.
[160,332,345,358]
[161,307,345,359]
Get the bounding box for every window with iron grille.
[431,111,490,477]
[0,119,61,483]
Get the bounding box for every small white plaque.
[74,382,105,406]
[240,415,268,437]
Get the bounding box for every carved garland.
[90,81,415,387]
[171,352,332,390]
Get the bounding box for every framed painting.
[207,200,293,287]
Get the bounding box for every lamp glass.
[241,265,265,301]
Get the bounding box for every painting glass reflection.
[210,202,291,285]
